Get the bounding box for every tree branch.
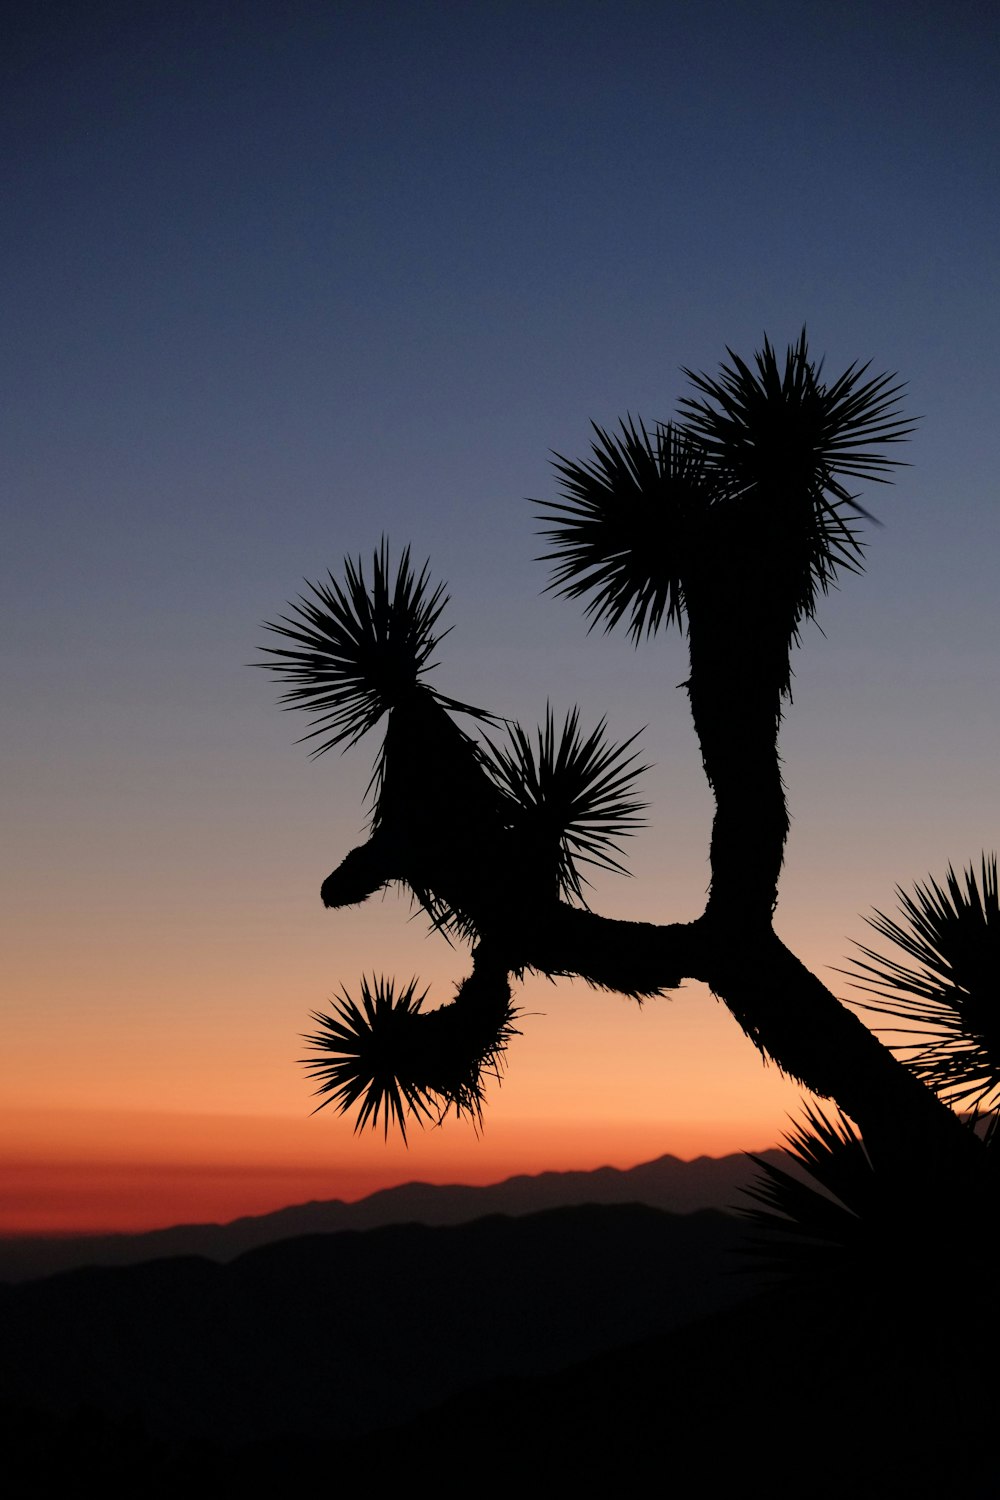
[510,901,980,1174]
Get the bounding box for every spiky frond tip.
[260,541,449,755]
[485,706,647,904]
[301,974,519,1140]
[677,332,914,618]
[678,329,914,503]
[536,419,710,642]
[846,855,1000,1111]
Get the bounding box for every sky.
[3,0,999,1235]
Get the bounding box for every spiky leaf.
[484,707,647,904]
[302,972,518,1140]
[261,541,492,755]
[537,337,913,673]
[743,1105,879,1240]
[537,419,711,641]
[678,330,913,637]
[740,1102,995,1291]
[680,330,912,496]
[846,855,1000,1111]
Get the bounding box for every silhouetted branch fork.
[514,903,981,1173]
[317,837,974,1169]
[513,902,694,995]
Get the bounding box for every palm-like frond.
[740,1104,917,1290]
[537,419,711,641]
[261,541,493,755]
[741,1102,995,1291]
[744,1105,877,1233]
[679,329,912,502]
[536,337,913,662]
[743,1104,899,1290]
[302,978,435,1140]
[484,707,647,904]
[302,972,518,1140]
[845,856,1000,1111]
[677,330,913,633]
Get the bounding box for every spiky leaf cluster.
[742,1105,879,1248]
[741,1102,995,1292]
[847,856,1000,1111]
[302,974,518,1140]
[679,331,912,640]
[680,330,911,498]
[261,541,492,755]
[484,707,647,904]
[538,333,913,673]
[538,419,710,641]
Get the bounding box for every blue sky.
[3,0,999,1223]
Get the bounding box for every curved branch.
[511,902,980,1174]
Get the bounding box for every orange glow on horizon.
[3,960,836,1236]
[1,1101,798,1237]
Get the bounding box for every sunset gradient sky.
[4,1,999,1235]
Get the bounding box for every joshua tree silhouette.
[262,332,995,1229]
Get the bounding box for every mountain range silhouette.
[0,1148,783,1281]
[2,1151,992,1491]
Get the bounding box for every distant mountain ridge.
[0,1148,783,1282]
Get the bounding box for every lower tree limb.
[513,902,981,1177]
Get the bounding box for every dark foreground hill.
[332,1277,995,1495]
[0,1204,755,1459]
[5,1243,993,1496]
[1,1205,755,1446]
[0,1148,782,1281]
